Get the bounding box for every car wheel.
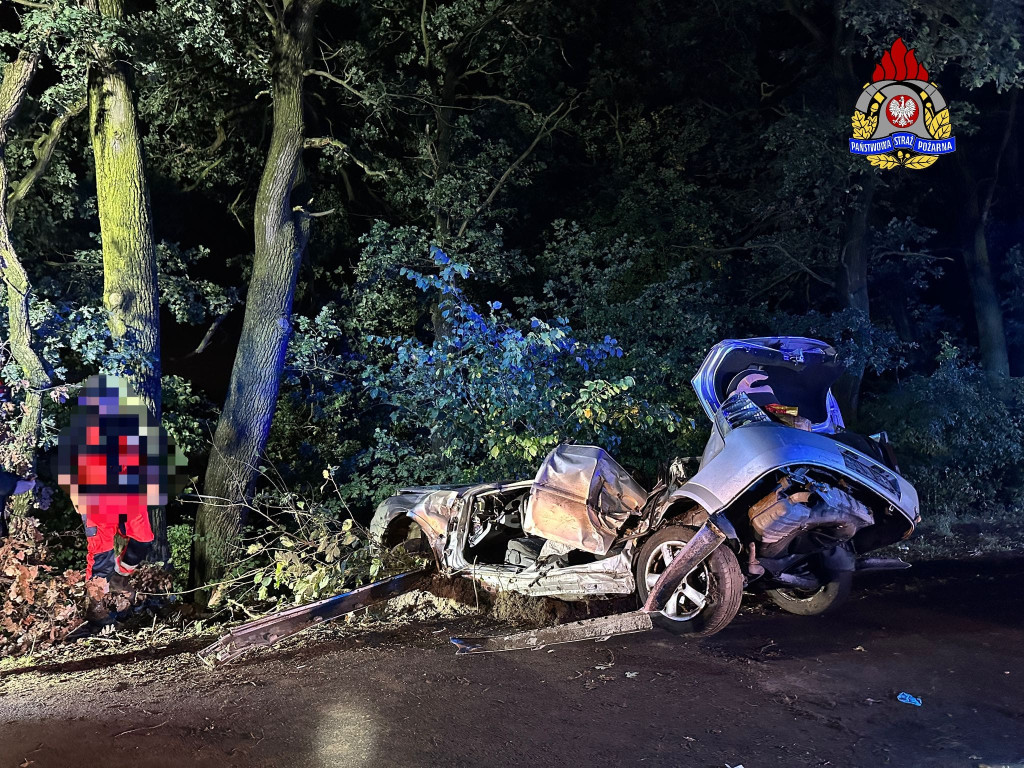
[766,571,852,616]
[635,525,743,637]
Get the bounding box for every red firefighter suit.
[58,376,172,581]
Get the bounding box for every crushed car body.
[201,336,921,662]
[370,445,648,600]
[373,336,920,649]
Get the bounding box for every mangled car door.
[523,445,647,554]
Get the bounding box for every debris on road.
[450,610,654,654]
[198,568,429,666]
[897,691,923,706]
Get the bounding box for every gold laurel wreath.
[925,104,951,139]
[851,111,877,139]
[851,96,950,170]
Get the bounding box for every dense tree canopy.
[1,0,1022,596]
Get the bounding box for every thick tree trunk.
[0,51,53,517]
[958,156,1011,379]
[824,24,875,422]
[962,205,1011,378]
[190,0,323,594]
[87,0,167,558]
[833,177,875,420]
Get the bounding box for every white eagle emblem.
[887,95,918,127]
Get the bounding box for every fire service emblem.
[850,38,955,170]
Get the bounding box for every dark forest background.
[1,0,1023,600]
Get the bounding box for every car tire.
[635,525,744,637]
[766,570,852,616]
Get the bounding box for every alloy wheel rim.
[644,540,711,621]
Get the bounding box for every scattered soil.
[2,556,1023,768]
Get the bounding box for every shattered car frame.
[201,336,923,663]
[373,336,921,643]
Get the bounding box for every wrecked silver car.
[200,336,922,664]
[372,336,921,642]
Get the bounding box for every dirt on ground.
[1,556,1023,768]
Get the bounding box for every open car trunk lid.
[523,445,647,555]
[691,337,846,433]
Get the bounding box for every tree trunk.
[190,0,323,594]
[825,23,874,421]
[962,200,1011,378]
[832,176,875,420]
[0,51,53,517]
[958,155,1011,379]
[87,0,167,558]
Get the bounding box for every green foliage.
[864,340,1024,517]
[209,471,403,610]
[167,522,194,590]
[265,304,364,478]
[161,375,217,462]
[156,243,239,325]
[350,247,678,501]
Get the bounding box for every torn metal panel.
[198,568,429,666]
[371,487,462,561]
[657,421,918,526]
[451,610,654,654]
[467,546,636,600]
[524,445,647,555]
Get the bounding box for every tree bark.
[961,184,1011,378]
[87,0,167,557]
[190,0,323,594]
[832,176,875,419]
[957,149,1011,379]
[0,51,54,517]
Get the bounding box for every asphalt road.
[1,556,1022,768]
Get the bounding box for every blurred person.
[57,375,179,619]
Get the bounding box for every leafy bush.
[863,340,1024,519]
[349,247,678,501]
[167,522,194,591]
[1,516,86,656]
[208,470,394,611]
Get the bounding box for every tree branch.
[460,93,539,116]
[6,96,87,224]
[205,98,267,154]
[304,68,373,105]
[186,311,231,357]
[982,89,1018,225]
[420,0,431,70]
[455,99,575,238]
[303,136,385,178]
[254,0,278,29]
[682,243,836,288]
[749,243,836,288]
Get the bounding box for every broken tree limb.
[198,567,429,666]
